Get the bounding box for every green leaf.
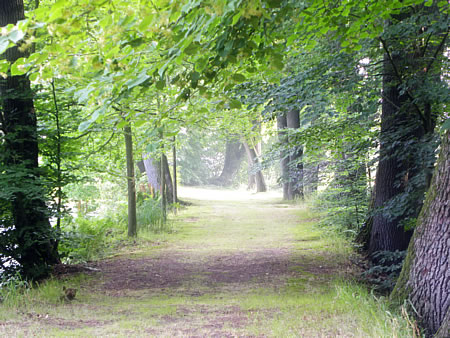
[78,120,92,132]
[272,58,284,71]
[134,120,146,127]
[11,62,25,76]
[8,29,25,43]
[0,37,10,54]
[195,57,209,72]
[29,72,39,82]
[117,120,127,129]
[229,99,242,109]
[156,78,166,90]
[232,12,242,25]
[441,118,450,131]
[138,14,154,31]
[232,73,246,82]
[126,71,150,89]
[0,59,9,73]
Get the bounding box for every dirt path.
[82,188,353,336]
[95,189,307,296]
[2,187,382,337]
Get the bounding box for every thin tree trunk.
[277,113,289,200]
[162,154,174,205]
[51,80,62,231]
[286,109,303,200]
[124,123,137,237]
[391,132,450,336]
[173,137,177,206]
[160,150,167,222]
[243,142,267,192]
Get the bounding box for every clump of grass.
[0,273,88,314]
[137,196,172,233]
[0,272,31,308]
[334,281,421,337]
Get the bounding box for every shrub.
[58,213,125,263]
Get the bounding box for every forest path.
[3,187,380,337]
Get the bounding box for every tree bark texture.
[369,7,443,256]
[391,132,450,336]
[0,0,59,279]
[369,51,413,255]
[277,113,289,200]
[243,142,267,192]
[213,141,245,186]
[124,124,137,237]
[286,110,303,200]
[162,154,174,205]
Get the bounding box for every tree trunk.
[162,154,174,205]
[369,50,413,255]
[243,142,266,192]
[391,131,450,337]
[213,141,245,186]
[435,307,450,338]
[286,109,303,200]
[160,151,166,222]
[173,137,177,203]
[277,113,289,200]
[368,7,442,257]
[0,0,59,280]
[124,123,137,237]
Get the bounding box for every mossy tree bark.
[391,132,450,337]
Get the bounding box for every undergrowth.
[58,194,173,264]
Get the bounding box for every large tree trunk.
[391,131,450,337]
[277,113,289,200]
[369,49,413,255]
[0,0,59,280]
[124,123,137,237]
[243,142,266,192]
[286,110,303,200]
[212,140,245,186]
[368,7,442,257]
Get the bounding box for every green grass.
[0,187,417,337]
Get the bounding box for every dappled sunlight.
[178,186,283,202]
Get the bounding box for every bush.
[58,213,125,263]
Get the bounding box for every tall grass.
[136,197,172,233]
[0,273,30,308]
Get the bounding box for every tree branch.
[379,37,427,127]
[425,29,449,73]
